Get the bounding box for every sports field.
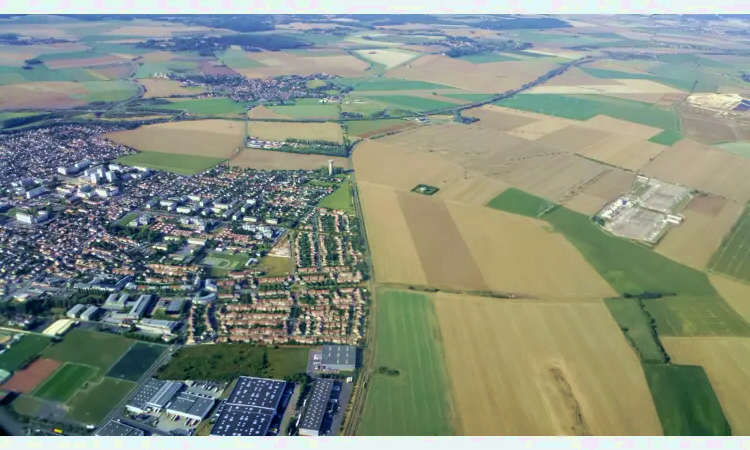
[41,329,134,374]
[258,255,294,277]
[358,289,455,436]
[642,363,731,436]
[67,377,137,424]
[202,251,250,270]
[117,151,227,175]
[708,202,750,283]
[33,363,98,402]
[105,342,166,382]
[317,178,354,214]
[0,334,51,372]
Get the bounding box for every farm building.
[298,378,339,437]
[210,376,289,437]
[80,306,102,321]
[126,378,183,415]
[42,319,75,337]
[66,304,86,319]
[310,345,357,373]
[165,392,215,422]
[95,420,145,437]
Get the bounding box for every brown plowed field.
[580,115,663,139]
[576,135,666,171]
[687,195,730,217]
[434,294,663,436]
[446,202,616,298]
[641,139,750,203]
[199,60,239,76]
[662,337,750,436]
[139,78,205,98]
[0,82,87,109]
[562,193,609,215]
[0,358,61,394]
[357,181,427,286]
[92,64,133,79]
[248,105,291,120]
[397,191,489,291]
[464,107,538,130]
[678,109,750,144]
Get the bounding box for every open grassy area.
[362,95,456,112]
[581,65,724,93]
[604,298,666,363]
[202,251,251,270]
[148,97,251,115]
[157,344,308,382]
[33,363,98,402]
[267,102,339,119]
[344,118,407,136]
[643,363,731,436]
[258,255,294,277]
[0,334,51,372]
[359,289,454,436]
[495,94,682,137]
[73,80,138,103]
[317,178,354,214]
[337,78,452,91]
[708,202,750,283]
[0,65,99,85]
[87,42,156,56]
[643,295,750,337]
[116,151,227,175]
[486,187,555,218]
[41,329,134,375]
[454,52,519,63]
[714,142,750,158]
[67,377,137,425]
[105,342,166,382]
[11,395,43,417]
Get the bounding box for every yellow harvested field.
[397,192,489,291]
[0,82,87,109]
[529,79,681,96]
[435,294,663,436]
[248,105,291,120]
[357,181,427,286]
[104,25,220,37]
[579,115,663,139]
[710,275,750,324]
[446,202,616,298]
[506,117,574,140]
[464,107,538,130]
[662,337,750,436]
[562,192,609,215]
[536,125,611,153]
[578,169,635,203]
[354,48,418,68]
[230,149,348,171]
[249,121,343,143]
[238,52,369,78]
[435,175,508,206]
[138,78,205,98]
[104,119,243,158]
[576,134,666,171]
[642,139,750,203]
[656,201,743,270]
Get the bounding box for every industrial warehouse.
[210,376,293,437]
[298,379,343,437]
[307,345,358,374]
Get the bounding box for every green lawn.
[0,334,51,372]
[267,103,339,119]
[714,142,750,158]
[217,48,267,70]
[41,329,134,375]
[317,178,354,214]
[258,255,294,277]
[604,298,667,363]
[0,65,100,85]
[157,345,308,382]
[33,363,98,402]
[337,77,452,91]
[105,342,166,382]
[117,151,227,175]
[708,202,750,283]
[203,251,251,269]
[495,94,682,137]
[67,377,137,425]
[643,364,731,436]
[454,52,519,63]
[344,119,406,136]
[149,97,251,115]
[359,289,454,436]
[362,95,456,112]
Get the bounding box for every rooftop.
[166,392,215,420]
[298,378,334,433]
[209,404,274,437]
[226,376,285,411]
[95,420,145,437]
[321,345,356,368]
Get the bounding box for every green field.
[444,93,497,102]
[149,97,251,115]
[117,151,227,175]
[135,61,201,78]
[115,211,139,226]
[41,329,134,375]
[217,48,267,70]
[656,54,732,69]
[105,342,166,382]
[258,255,294,277]
[337,77,452,91]
[157,344,308,382]
[0,65,100,85]
[318,178,354,214]
[486,188,556,218]
[0,334,51,372]
[362,95,456,112]
[455,52,519,63]
[708,202,750,283]
[87,42,156,56]
[359,289,454,436]
[604,298,667,363]
[11,395,44,417]
[344,118,406,136]
[67,377,137,425]
[495,94,682,137]
[581,64,726,93]
[33,363,98,402]
[714,141,750,158]
[267,103,339,119]
[643,296,750,337]
[649,130,683,146]
[37,50,109,62]
[643,364,731,436]
[72,80,138,103]
[202,251,251,270]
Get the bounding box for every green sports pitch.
[33,363,98,403]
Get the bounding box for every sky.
[2,1,748,15]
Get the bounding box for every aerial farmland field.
[358,289,455,436]
[145,97,251,115]
[248,121,344,143]
[41,329,134,375]
[117,151,227,175]
[708,202,750,282]
[67,377,137,424]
